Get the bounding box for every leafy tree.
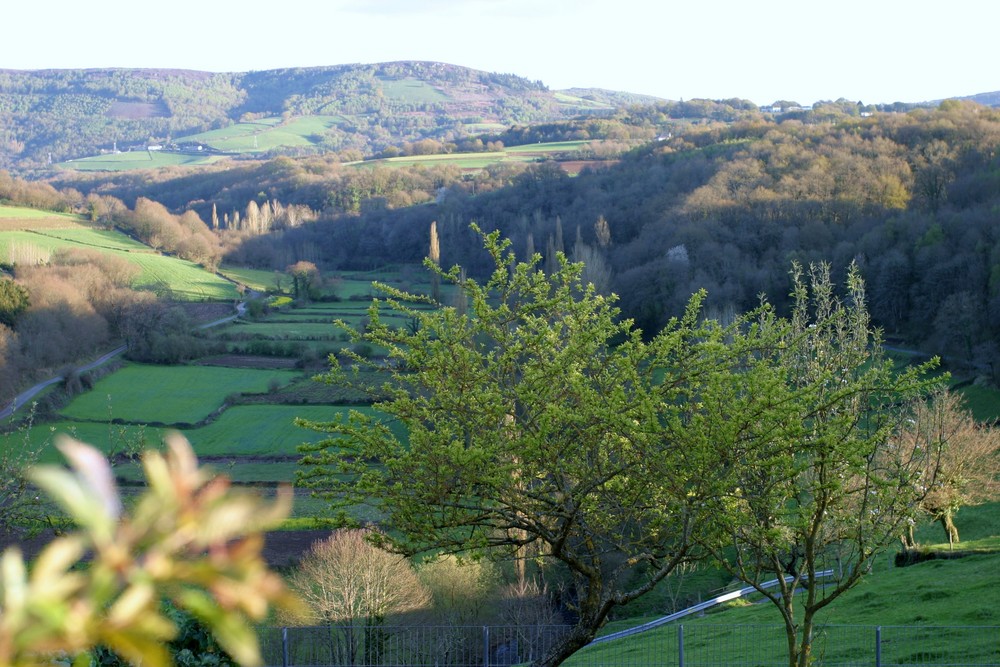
[287,261,320,302]
[0,433,302,667]
[0,408,45,539]
[92,602,239,667]
[700,263,942,667]
[298,229,789,667]
[0,277,29,327]
[416,555,499,626]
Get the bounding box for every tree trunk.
[939,512,959,547]
[535,624,596,667]
[901,523,916,548]
[796,615,815,667]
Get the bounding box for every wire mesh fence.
[260,624,1000,667]
[260,624,573,667]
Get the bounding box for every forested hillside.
[6,99,1000,387]
[48,99,998,377]
[0,62,664,172]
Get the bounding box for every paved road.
[1,344,129,421]
[2,298,248,421]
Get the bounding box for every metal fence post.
[875,626,882,667]
[483,626,490,667]
[282,627,289,667]
[678,624,684,667]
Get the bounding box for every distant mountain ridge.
[0,62,662,172]
[958,90,1000,107]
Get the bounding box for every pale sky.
[2,0,996,106]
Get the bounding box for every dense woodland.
[0,63,667,171]
[4,98,1000,400]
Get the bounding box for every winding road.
[1,298,248,422]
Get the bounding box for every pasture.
[176,116,344,153]
[357,139,603,172]
[222,320,343,339]
[58,150,223,171]
[183,404,399,460]
[552,91,615,111]
[0,206,79,223]
[0,217,238,300]
[377,76,449,104]
[3,419,163,464]
[576,499,1000,666]
[58,363,300,425]
[219,265,283,292]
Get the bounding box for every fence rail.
[261,624,1000,667]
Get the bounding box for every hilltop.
[0,62,664,172]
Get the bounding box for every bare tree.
[289,529,430,625]
[288,529,431,667]
[898,390,1000,547]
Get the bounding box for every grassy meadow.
[178,116,345,153]
[0,207,237,300]
[358,139,601,172]
[58,150,224,171]
[573,501,1000,666]
[377,76,450,103]
[58,363,300,425]
[0,206,79,222]
[219,265,284,292]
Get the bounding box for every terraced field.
[2,267,424,522]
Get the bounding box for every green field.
[124,252,239,300]
[59,364,300,425]
[552,92,616,111]
[574,500,1000,666]
[0,205,79,221]
[177,116,343,153]
[219,265,286,292]
[59,150,223,171]
[0,223,238,301]
[504,140,592,153]
[175,118,282,145]
[377,77,449,104]
[954,383,1000,422]
[221,320,342,338]
[1,419,164,464]
[358,140,596,171]
[178,404,393,459]
[30,227,153,251]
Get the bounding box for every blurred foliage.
[0,433,303,667]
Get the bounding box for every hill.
[0,62,663,172]
[0,203,238,401]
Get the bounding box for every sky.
[2,0,997,106]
